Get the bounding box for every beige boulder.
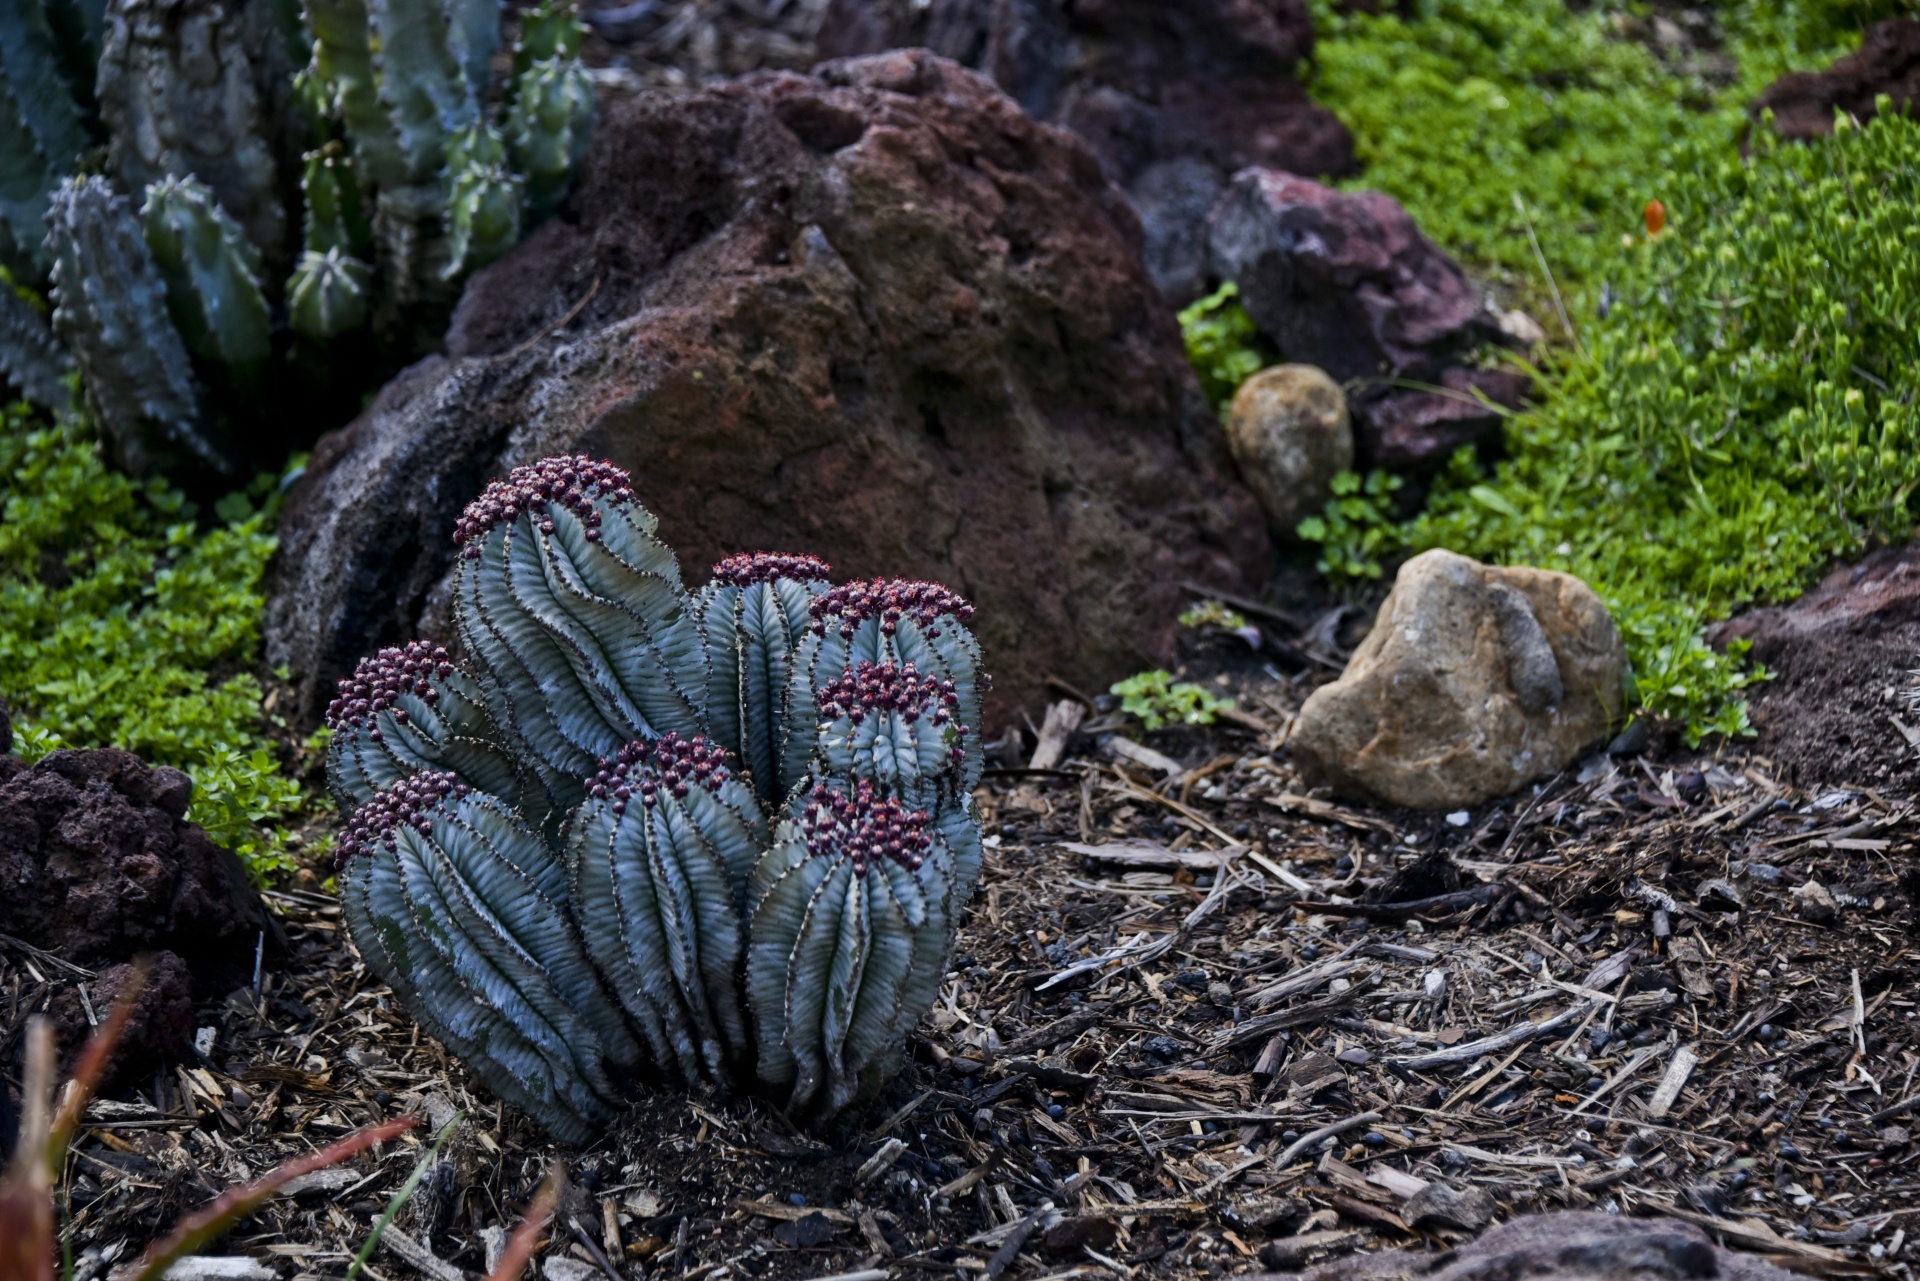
[1225,364,1353,535]
[1291,550,1631,810]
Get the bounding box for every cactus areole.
[328,455,987,1140]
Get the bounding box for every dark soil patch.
[1746,618,1919,792]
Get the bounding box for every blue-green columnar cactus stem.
[324,640,546,823]
[789,579,985,795]
[288,246,371,339]
[303,0,406,189]
[513,0,584,74]
[815,660,969,808]
[368,0,479,183]
[336,772,639,1144]
[141,176,272,371]
[331,456,987,1138]
[747,781,951,1121]
[0,282,73,409]
[0,0,91,271]
[445,0,500,96]
[507,54,593,219]
[695,552,833,808]
[444,122,523,279]
[452,456,706,781]
[567,735,769,1085]
[45,176,223,478]
[302,143,371,257]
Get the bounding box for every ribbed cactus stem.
[0,0,91,270]
[507,54,593,219]
[288,247,371,339]
[367,0,478,183]
[303,0,405,189]
[46,177,224,478]
[567,734,769,1085]
[337,772,639,1143]
[816,660,968,805]
[452,455,705,780]
[302,143,370,257]
[513,0,584,74]
[324,640,538,821]
[0,282,73,409]
[141,176,272,370]
[747,780,945,1119]
[696,552,833,808]
[444,123,523,279]
[445,0,500,95]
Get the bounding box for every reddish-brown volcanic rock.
[267,52,1270,733]
[0,750,281,984]
[815,0,1356,302]
[1712,542,1920,791]
[1753,19,1920,140]
[48,950,197,1087]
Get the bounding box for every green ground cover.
[0,403,308,877]
[1187,1,1919,742]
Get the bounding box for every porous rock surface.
[814,0,1357,302]
[0,749,280,985]
[1224,363,1352,535]
[1711,541,1920,790]
[1280,1211,1799,1281]
[1206,169,1520,470]
[267,52,1270,733]
[1290,550,1630,810]
[1753,19,1920,141]
[48,950,196,1086]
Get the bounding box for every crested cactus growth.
[331,456,987,1138]
[0,0,594,478]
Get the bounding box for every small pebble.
[1046,1104,1065,1120]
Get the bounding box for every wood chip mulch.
[7,660,1919,1281]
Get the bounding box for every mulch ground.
[7,635,1920,1281]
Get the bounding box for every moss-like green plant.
[1295,470,1406,591]
[1178,282,1266,412]
[1110,670,1232,732]
[329,457,987,1138]
[0,401,304,879]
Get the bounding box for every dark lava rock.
[47,950,196,1087]
[1753,19,1920,141]
[1293,1211,1798,1281]
[815,0,1356,302]
[1399,1181,1494,1232]
[0,749,281,985]
[0,698,12,756]
[1206,169,1516,470]
[267,52,1270,733]
[1710,541,1920,791]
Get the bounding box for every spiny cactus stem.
[811,579,975,640]
[800,780,932,876]
[453,454,635,555]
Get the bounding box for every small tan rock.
[1291,549,1631,810]
[1225,364,1353,535]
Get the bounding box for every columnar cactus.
[0,0,595,475]
[330,456,988,1137]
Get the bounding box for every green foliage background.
[1182,0,1920,743]
[0,403,306,877]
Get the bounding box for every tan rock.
[1225,364,1353,535]
[1291,549,1631,810]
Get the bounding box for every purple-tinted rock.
[1207,168,1498,387]
[1753,19,1920,140]
[1358,366,1531,471]
[0,749,281,985]
[815,0,1355,301]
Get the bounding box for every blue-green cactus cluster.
[0,0,593,478]
[327,456,987,1140]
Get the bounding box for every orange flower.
[1644,199,1667,237]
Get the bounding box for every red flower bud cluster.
[710,552,833,587]
[815,661,967,765]
[810,579,973,640]
[326,641,455,734]
[800,779,932,875]
[337,771,469,866]
[588,733,732,816]
[453,456,636,558]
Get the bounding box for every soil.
[11,633,1918,1281]
[1745,620,1920,793]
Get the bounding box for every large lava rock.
[1282,1211,1798,1281]
[0,750,281,983]
[1753,19,1920,141]
[1290,550,1630,810]
[267,51,1270,733]
[815,0,1356,302]
[1206,169,1523,470]
[1711,542,1920,790]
